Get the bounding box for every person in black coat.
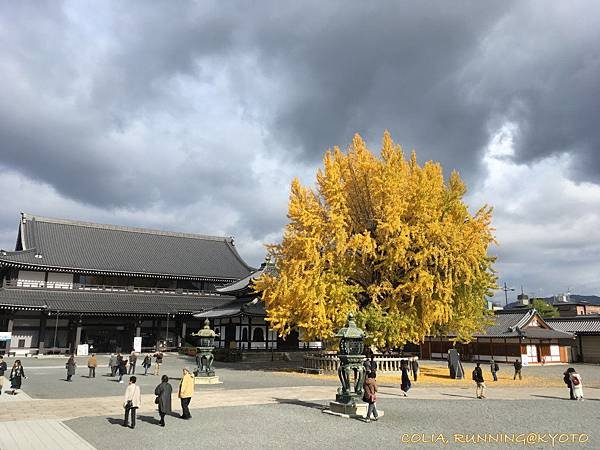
[9,360,26,395]
[154,375,173,427]
[118,358,127,383]
[411,357,419,382]
[400,365,411,396]
[472,362,486,399]
[563,367,576,400]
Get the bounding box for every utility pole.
[503,282,515,306]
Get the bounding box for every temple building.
[421,309,575,364]
[0,213,253,355]
[195,262,294,351]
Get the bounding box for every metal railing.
[3,280,221,296]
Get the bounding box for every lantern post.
[191,319,222,384]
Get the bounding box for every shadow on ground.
[274,398,325,410]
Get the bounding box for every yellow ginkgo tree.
[254,132,496,347]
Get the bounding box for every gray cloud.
[0,0,599,281]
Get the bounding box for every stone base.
[323,401,384,419]
[194,375,222,385]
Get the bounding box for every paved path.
[0,420,95,450]
[1,384,597,422]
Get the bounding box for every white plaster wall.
[17,270,45,287]
[47,272,73,289]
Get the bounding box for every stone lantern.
[325,313,369,418]
[191,319,221,384]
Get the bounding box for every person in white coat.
[570,370,584,401]
[123,376,141,428]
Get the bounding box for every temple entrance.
[224,323,236,348]
[81,326,133,353]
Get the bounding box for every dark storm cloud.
[1,0,600,272]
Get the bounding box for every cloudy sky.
[1,1,599,303]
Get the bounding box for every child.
[363,371,379,423]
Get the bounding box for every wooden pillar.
[38,314,47,354]
[5,316,14,354]
[75,323,82,349]
[247,316,252,350]
[152,318,159,350]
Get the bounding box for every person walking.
[178,368,195,419]
[65,355,76,382]
[472,362,486,399]
[490,359,499,382]
[0,355,7,395]
[363,353,377,376]
[87,354,98,378]
[128,352,137,375]
[362,371,379,423]
[411,357,419,382]
[563,367,576,400]
[154,375,173,427]
[123,376,141,429]
[400,363,411,396]
[9,360,26,395]
[109,353,118,377]
[153,351,163,376]
[142,354,152,376]
[570,370,584,401]
[513,359,523,380]
[118,356,127,383]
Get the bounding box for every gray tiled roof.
[477,311,534,337]
[0,287,234,315]
[195,297,265,318]
[0,213,252,280]
[216,262,275,294]
[447,310,574,340]
[546,316,600,335]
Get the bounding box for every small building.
[551,301,600,317]
[421,309,574,364]
[0,213,252,355]
[505,294,600,318]
[195,263,280,351]
[196,262,323,351]
[545,315,600,363]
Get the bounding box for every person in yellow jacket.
[87,354,98,378]
[178,368,195,419]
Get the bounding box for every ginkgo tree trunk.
[254,132,496,347]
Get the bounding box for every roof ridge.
[21,213,232,242]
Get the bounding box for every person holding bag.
[123,376,141,429]
[9,360,26,395]
[363,371,379,423]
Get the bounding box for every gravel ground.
[65,397,599,450]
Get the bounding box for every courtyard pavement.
[0,355,598,449]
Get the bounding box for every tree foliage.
[254,132,496,346]
[532,299,560,318]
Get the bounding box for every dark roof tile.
[0,214,251,280]
[0,287,234,315]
